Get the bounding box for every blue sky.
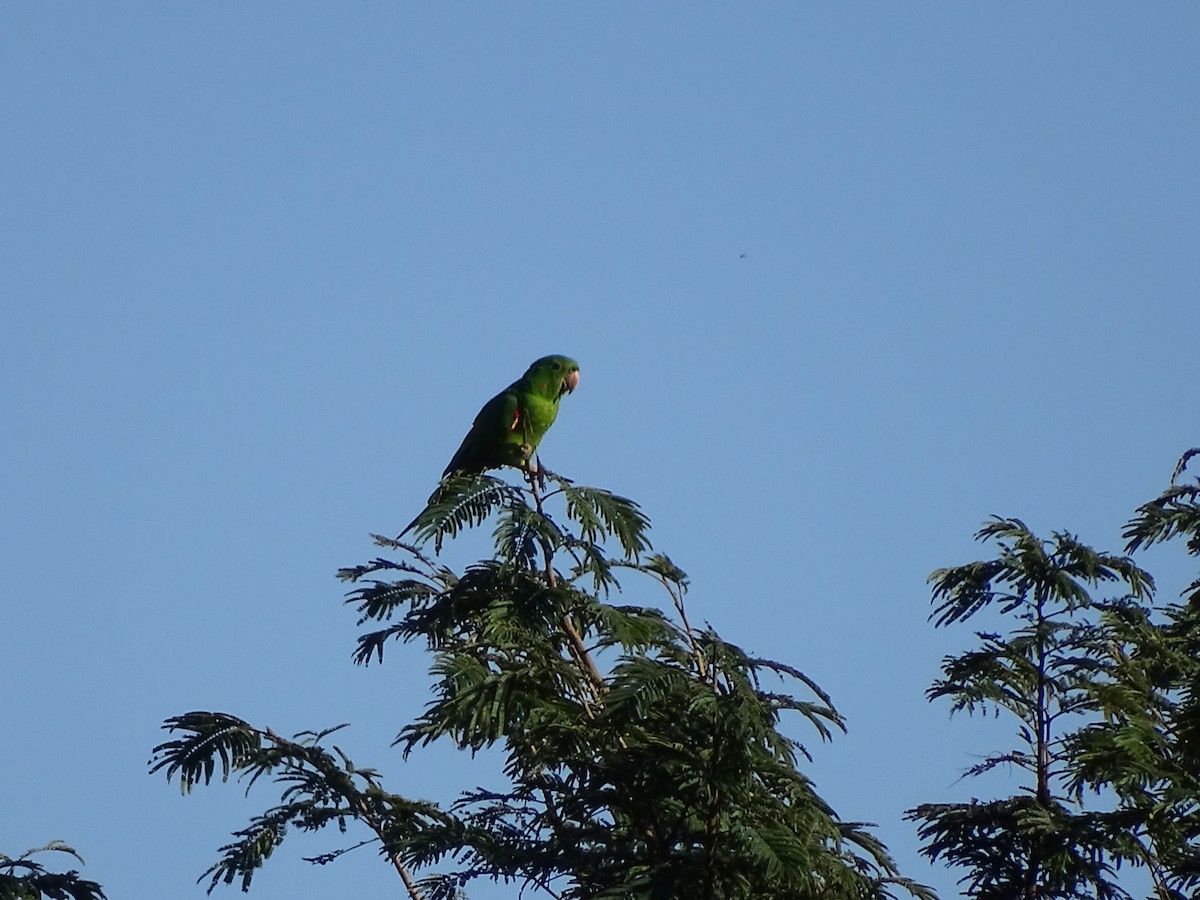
[3,4,1197,898]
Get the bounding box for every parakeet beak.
[562,369,580,396]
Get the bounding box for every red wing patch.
[510,409,521,431]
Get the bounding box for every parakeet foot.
[523,464,547,491]
[528,463,573,487]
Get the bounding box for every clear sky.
[3,4,1197,899]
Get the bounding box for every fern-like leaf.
[412,475,525,552]
[149,712,262,794]
[492,500,563,569]
[0,843,107,900]
[559,482,651,561]
[345,578,439,624]
[200,808,293,894]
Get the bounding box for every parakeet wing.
[441,387,521,476]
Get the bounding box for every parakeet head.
[525,355,580,400]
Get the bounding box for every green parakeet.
[399,355,580,538]
[441,354,581,477]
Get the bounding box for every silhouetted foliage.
[153,473,933,899]
[0,843,106,900]
[151,431,1200,899]
[910,450,1200,899]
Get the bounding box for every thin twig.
[260,728,424,900]
[658,573,708,680]
[529,476,607,693]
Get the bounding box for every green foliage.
[0,843,105,900]
[1089,448,1200,896]
[150,713,451,894]
[909,516,1155,898]
[1124,447,1200,604]
[151,446,1200,898]
[909,799,1141,900]
[912,451,1200,899]
[929,516,1153,628]
[409,474,527,554]
[156,473,933,899]
[559,480,652,561]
